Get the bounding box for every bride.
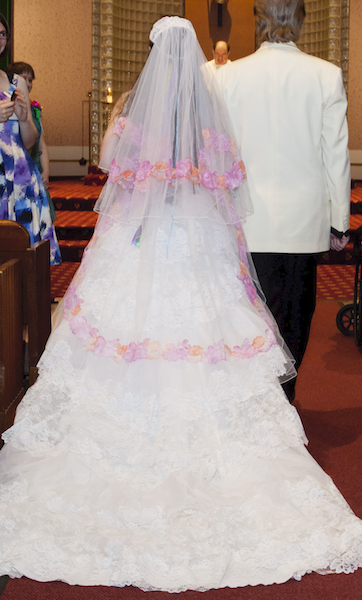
[0,16,361,591]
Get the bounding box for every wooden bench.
[0,220,51,389]
[0,258,24,435]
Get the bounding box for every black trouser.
[251,253,317,402]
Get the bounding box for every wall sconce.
[217,0,225,28]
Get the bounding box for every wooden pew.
[0,258,24,435]
[0,220,51,388]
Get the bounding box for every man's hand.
[0,98,14,122]
[13,89,28,122]
[330,233,349,251]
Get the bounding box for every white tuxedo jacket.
[216,42,350,253]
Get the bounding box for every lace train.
[0,217,361,590]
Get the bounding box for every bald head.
[212,41,230,66]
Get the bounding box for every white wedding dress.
[0,207,361,591]
[0,15,361,592]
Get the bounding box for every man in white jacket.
[216,0,350,402]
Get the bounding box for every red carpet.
[2,300,362,599]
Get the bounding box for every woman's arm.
[39,131,50,189]
[0,98,14,122]
[14,76,37,149]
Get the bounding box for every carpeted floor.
[51,262,357,301]
[1,300,362,599]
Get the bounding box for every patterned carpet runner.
[49,180,362,300]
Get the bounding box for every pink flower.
[64,284,83,312]
[69,315,98,342]
[93,336,120,357]
[135,161,152,181]
[123,342,148,362]
[109,160,121,183]
[210,128,229,152]
[31,100,42,111]
[225,162,244,190]
[162,340,190,361]
[175,159,191,178]
[201,169,218,190]
[204,340,227,364]
[113,116,127,137]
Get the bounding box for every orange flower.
[225,344,232,356]
[154,161,168,172]
[239,262,247,276]
[217,175,226,189]
[252,336,265,350]
[122,170,134,181]
[188,345,204,357]
[144,340,162,359]
[71,304,81,316]
[238,160,246,176]
[116,344,128,356]
[202,129,211,140]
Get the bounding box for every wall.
[348,0,362,178]
[11,0,362,178]
[13,0,92,176]
[185,0,255,62]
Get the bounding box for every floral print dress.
[0,76,61,265]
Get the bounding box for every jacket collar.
[258,41,299,52]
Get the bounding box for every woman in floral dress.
[0,16,61,264]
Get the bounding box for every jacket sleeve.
[321,68,350,234]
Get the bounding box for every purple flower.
[123,342,148,362]
[225,162,244,190]
[69,315,97,342]
[204,340,227,364]
[109,160,121,183]
[175,159,191,178]
[210,128,229,152]
[64,284,83,311]
[201,169,218,190]
[93,336,120,357]
[135,161,152,181]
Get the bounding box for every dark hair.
[0,12,10,58]
[5,61,35,81]
[253,0,306,44]
[213,40,230,52]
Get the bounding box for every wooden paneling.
[185,0,255,61]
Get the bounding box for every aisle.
[2,300,362,599]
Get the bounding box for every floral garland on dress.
[63,283,277,365]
